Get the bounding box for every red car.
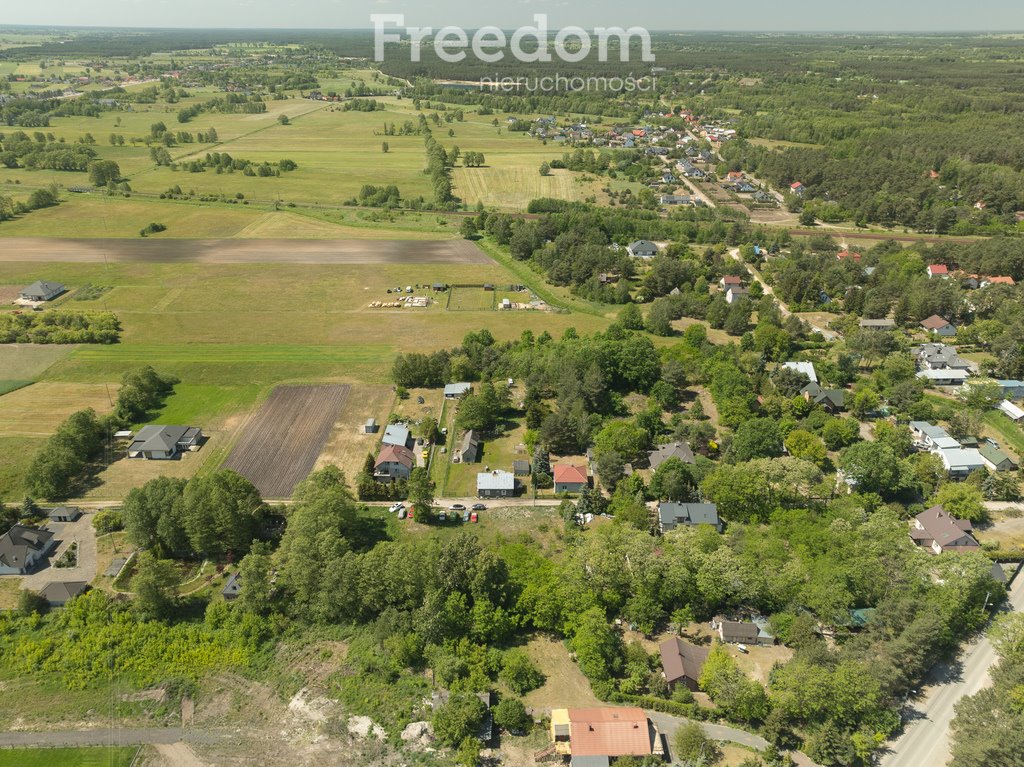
[470,512,478,523]
[407,509,414,520]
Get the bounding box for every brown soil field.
[0,238,491,265]
[222,384,350,498]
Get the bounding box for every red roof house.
[553,464,589,494]
[927,264,950,278]
[837,250,862,262]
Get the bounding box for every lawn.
[522,636,600,710]
[0,344,77,381]
[983,411,1024,458]
[0,747,138,767]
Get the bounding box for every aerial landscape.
[1,2,1024,766]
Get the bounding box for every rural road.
[0,727,222,748]
[880,567,1024,767]
[728,247,791,317]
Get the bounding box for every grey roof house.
[20,280,65,302]
[454,430,481,464]
[658,637,708,692]
[477,470,517,498]
[648,441,695,470]
[626,240,660,258]
[127,425,203,460]
[40,581,89,606]
[658,502,722,534]
[223,572,243,600]
[0,524,56,575]
[444,382,473,399]
[381,423,412,449]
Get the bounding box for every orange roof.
[986,275,1015,285]
[375,444,415,469]
[568,708,652,757]
[921,314,952,330]
[554,464,589,484]
[928,264,949,275]
[837,250,862,261]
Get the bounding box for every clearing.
[222,384,351,498]
[521,636,600,711]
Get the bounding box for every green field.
[0,747,137,767]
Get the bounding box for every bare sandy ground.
[0,238,490,265]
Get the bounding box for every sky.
[2,0,1024,32]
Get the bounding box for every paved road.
[0,727,222,747]
[880,568,1024,767]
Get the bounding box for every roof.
[837,250,862,261]
[980,444,1016,468]
[512,459,531,475]
[927,264,950,275]
[571,757,611,767]
[459,430,481,459]
[782,360,818,383]
[40,581,88,604]
[939,447,986,472]
[129,425,192,454]
[985,275,1015,285]
[554,464,589,485]
[444,382,472,397]
[382,423,411,447]
[477,470,515,491]
[21,280,64,298]
[914,505,979,548]
[910,421,949,440]
[790,181,804,189]
[47,506,81,520]
[859,318,895,328]
[223,572,243,596]
[566,708,652,757]
[717,618,760,642]
[659,637,708,685]
[375,444,415,469]
[917,369,970,382]
[627,240,659,253]
[998,400,1024,420]
[659,502,720,530]
[721,275,743,285]
[921,314,953,330]
[648,441,695,469]
[0,524,54,568]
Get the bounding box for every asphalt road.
[880,569,1024,767]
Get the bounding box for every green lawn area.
[0,345,77,381]
[0,747,137,767]
[0,380,32,396]
[0,434,46,501]
[983,410,1024,456]
[138,383,264,428]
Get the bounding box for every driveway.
[20,511,98,591]
[880,568,1024,766]
[728,247,791,317]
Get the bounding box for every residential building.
[222,572,243,600]
[658,638,708,692]
[444,382,473,399]
[998,400,1024,422]
[477,470,516,498]
[909,421,950,449]
[626,240,660,258]
[927,264,950,279]
[996,380,1024,400]
[859,318,896,330]
[127,425,203,460]
[374,444,415,482]
[39,581,89,606]
[980,444,1018,472]
[712,616,775,646]
[19,280,65,301]
[658,502,722,534]
[920,315,956,336]
[790,181,806,196]
[719,275,744,290]
[553,464,589,494]
[916,369,970,386]
[782,360,818,384]
[0,524,56,575]
[381,423,412,449]
[725,286,750,304]
[910,505,980,554]
[454,430,481,464]
[549,707,660,761]
[939,447,986,479]
[801,382,846,413]
[836,250,862,263]
[913,343,973,372]
[648,441,695,469]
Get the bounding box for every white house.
[0,525,56,575]
[939,447,986,479]
[916,369,970,386]
[998,400,1024,422]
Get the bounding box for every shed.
[47,506,82,523]
[363,418,379,434]
[444,382,473,399]
[223,572,243,600]
[40,581,89,606]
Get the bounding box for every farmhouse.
[910,505,980,554]
[127,425,203,460]
[553,464,589,494]
[477,470,516,499]
[658,502,722,534]
[47,506,82,523]
[626,240,659,258]
[648,441,695,470]
[980,444,1017,472]
[920,315,956,337]
[19,280,65,302]
[39,581,89,607]
[454,430,481,463]
[444,382,473,399]
[374,444,416,482]
[381,423,412,449]
[658,637,708,692]
[0,524,56,575]
[549,707,660,761]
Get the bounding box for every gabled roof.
[859,318,895,328]
[0,524,54,568]
[459,430,481,459]
[21,280,65,298]
[648,441,695,469]
[477,470,515,491]
[927,264,949,276]
[720,274,743,285]
[837,250,861,261]
[375,444,415,469]
[914,505,979,549]
[382,423,411,447]
[998,400,1024,420]
[553,464,589,485]
[782,360,818,383]
[921,314,953,330]
[129,425,193,454]
[444,382,472,397]
[658,502,720,529]
[658,637,708,685]
[566,708,652,757]
[40,581,88,605]
[980,444,1016,468]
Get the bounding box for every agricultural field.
[314,384,397,482]
[0,747,138,767]
[222,384,351,498]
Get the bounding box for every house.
[363,418,379,434]
[127,426,203,460]
[725,286,750,304]
[910,505,980,554]
[836,250,862,263]
[512,459,531,476]
[998,400,1024,422]
[782,360,818,384]
[658,638,708,692]
[477,470,516,499]
[726,170,745,181]
[801,382,846,412]
[913,343,973,372]
[454,430,481,464]
[939,447,986,479]
[712,616,775,646]
[381,423,412,449]
[20,280,65,302]
[553,464,589,494]
[39,581,89,607]
[648,441,695,470]
[47,506,82,523]
[374,444,416,482]
[980,444,1018,472]
[859,318,896,330]
[719,275,744,290]
[626,240,660,258]
[920,315,956,337]
[982,275,1015,287]
[444,382,473,399]
[0,525,56,575]
[996,380,1024,400]
[658,502,722,534]
[909,421,950,449]
[659,194,691,206]
[549,707,659,761]
[927,264,950,279]
[917,369,970,386]
[790,181,806,196]
[222,572,242,600]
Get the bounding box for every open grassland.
[0,344,77,380]
[522,636,601,710]
[0,435,43,501]
[0,747,137,767]
[0,382,116,436]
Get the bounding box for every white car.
[389,502,405,513]
[737,644,749,654]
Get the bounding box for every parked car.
[439,510,447,522]
[451,503,466,511]
[471,503,486,511]
[462,510,471,523]
[407,509,414,520]
[984,437,1000,448]
[388,502,405,513]
[737,644,749,654]
[470,512,479,523]
[398,508,407,520]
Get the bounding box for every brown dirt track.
[222,384,350,498]
[0,238,490,264]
